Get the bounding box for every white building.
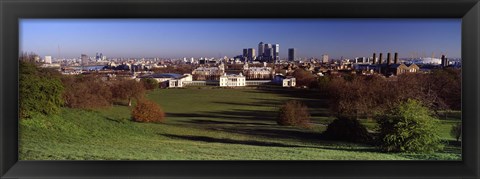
[44,56,52,64]
[282,77,296,87]
[322,54,329,63]
[243,62,273,80]
[168,74,193,88]
[219,73,246,87]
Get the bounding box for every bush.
[322,117,371,143]
[141,78,159,90]
[131,99,165,123]
[19,61,64,118]
[450,123,462,142]
[376,99,444,153]
[277,100,310,127]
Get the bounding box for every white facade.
[219,73,246,87]
[282,77,296,87]
[44,56,52,64]
[168,74,193,88]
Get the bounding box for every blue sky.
[20,19,461,59]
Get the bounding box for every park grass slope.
[19,88,461,160]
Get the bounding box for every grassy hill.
[19,88,461,160]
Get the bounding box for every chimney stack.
[378,53,383,64]
[387,53,392,65]
[441,55,447,67]
[372,53,376,64]
[394,52,398,64]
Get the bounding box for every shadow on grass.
[188,119,272,126]
[161,134,306,148]
[160,133,379,153]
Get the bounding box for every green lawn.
[19,88,461,160]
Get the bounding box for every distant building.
[247,48,256,62]
[273,44,280,62]
[81,54,88,66]
[243,62,273,80]
[388,63,420,76]
[258,42,265,58]
[44,56,52,64]
[288,48,296,61]
[322,54,329,63]
[219,73,246,87]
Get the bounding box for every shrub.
[141,78,159,90]
[277,100,310,127]
[376,99,444,153]
[131,99,165,123]
[450,123,462,142]
[19,61,64,118]
[322,117,371,143]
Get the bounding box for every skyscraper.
[258,42,265,57]
[288,48,296,61]
[247,48,256,62]
[243,49,248,57]
[273,44,280,61]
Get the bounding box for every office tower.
[288,48,296,61]
[372,53,377,64]
[258,42,265,57]
[264,43,273,60]
[243,49,248,57]
[322,54,329,63]
[247,48,256,62]
[273,44,280,61]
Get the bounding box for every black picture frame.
[1,0,479,178]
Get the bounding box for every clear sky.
[20,19,461,59]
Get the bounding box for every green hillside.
[19,88,461,160]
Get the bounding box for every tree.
[292,69,316,88]
[131,99,165,123]
[277,100,310,127]
[376,99,444,153]
[450,123,462,142]
[141,78,159,90]
[112,79,146,106]
[323,116,371,143]
[62,75,113,109]
[19,60,64,118]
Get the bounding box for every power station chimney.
[441,55,447,67]
[372,53,376,64]
[394,52,399,64]
[387,53,392,65]
[378,53,383,64]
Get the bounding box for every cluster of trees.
[20,56,165,123]
[62,75,146,109]
[327,70,461,119]
[151,64,193,74]
[278,69,461,153]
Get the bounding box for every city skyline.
[20,19,461,59]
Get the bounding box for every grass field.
[19,88,461,160]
